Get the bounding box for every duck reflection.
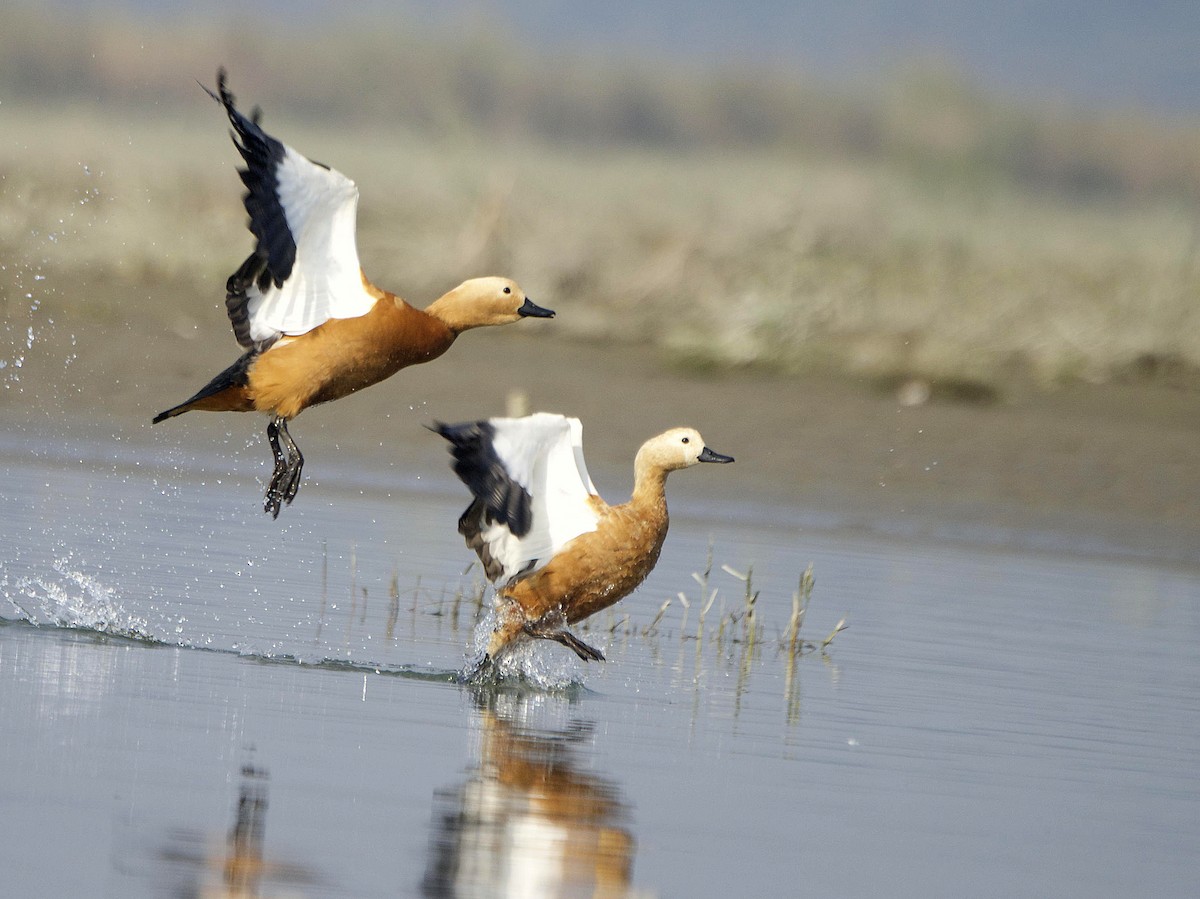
[423,689,641,898]
[156,762,316,898]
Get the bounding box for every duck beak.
[517,298,555,318]
[698,446,734,463]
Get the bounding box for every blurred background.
[2,0,1199,544]
[5,0,1200,387]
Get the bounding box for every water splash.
[2,167,97,387]
[2,259,51,389]
[6,556,156,640]
[463,604,585,690]
[0,559,465,683]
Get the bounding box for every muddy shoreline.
[5,316,1199,564]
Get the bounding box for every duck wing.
[206,69,374,350]
[435,413,602,585]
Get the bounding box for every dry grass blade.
[642,599,672,637]
[820,618,848,650]
[609,614,630,635]
[722,564,760,647]
[787,563,816,653]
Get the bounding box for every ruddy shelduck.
[434,412,733,667]
[153,70,554,517]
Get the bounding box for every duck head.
[427,276,554,331]
[636,427,735,475]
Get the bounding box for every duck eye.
[503,286,511,294]
[681,437,690,444]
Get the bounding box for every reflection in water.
[155,762,317,898]
[423,689,643,898]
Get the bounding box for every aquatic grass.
[786,563,814,653]
[307,539,843,717]
[316,539,329,642]
[721,563,761,649]
[781,563,845,654]
[640,598,672,637]
[330,540,843,673]
[822,618,849,650]
[449,585,462,631]
[689,540,720,642]
[781,563,847,656]
[667,548,843,667]
[385,569,400,641]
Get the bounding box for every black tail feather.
[151,351,255,423]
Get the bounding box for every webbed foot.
[264,417,304,518]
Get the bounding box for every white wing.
[242,148,375,344]
[439,413,602,586]
[211,71,376,349]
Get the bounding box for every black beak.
[698,446,734,463]
[517,297,555,318]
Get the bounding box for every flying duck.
[153,69,554,517]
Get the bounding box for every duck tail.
[152,351,255,423]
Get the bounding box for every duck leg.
[525,617,606,662]
[275,418,305,505]
[264,416,303,518]
[265,417,287,514]
[549,629,606,662]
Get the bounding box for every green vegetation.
[3,5,1200,391]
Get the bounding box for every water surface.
[1,427,1197,897]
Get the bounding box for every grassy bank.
[3,6,1200,393]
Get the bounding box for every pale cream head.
[635,427,734,476]
[425,276,554,332]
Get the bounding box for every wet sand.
[8,306,1200,563]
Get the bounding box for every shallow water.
[1,426,1198,897]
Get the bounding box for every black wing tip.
[432,419,492,446]
[204,71,297,287]
[203,67,262,146]
[215,66,232,107]
[197,66,230,106]
[434,420,533,539]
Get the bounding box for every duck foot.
[264,416,304,518]
[459,653,496,683]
